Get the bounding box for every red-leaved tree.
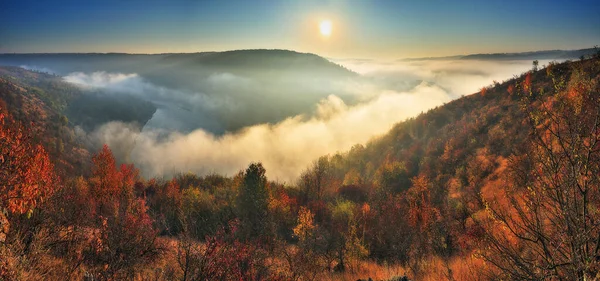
[0,101,55,216]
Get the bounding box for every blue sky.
[1,0,598,58]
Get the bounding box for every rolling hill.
[0,49,356,79]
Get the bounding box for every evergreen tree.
[237,162,271,240]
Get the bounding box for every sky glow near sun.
[319,20,332,37]
[0,1,597,58]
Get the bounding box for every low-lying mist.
[66,58,551,181]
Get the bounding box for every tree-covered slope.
[293,56,600,279]
[0,66,157,175]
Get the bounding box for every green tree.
[375,160,410,194]
[329,200,368,272]
[181,187,218,239]
[237,162,271,240]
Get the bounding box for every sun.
[319,20,332,37]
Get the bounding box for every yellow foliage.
[293,206,315,241]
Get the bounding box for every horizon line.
[0,46,597,60]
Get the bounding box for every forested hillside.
[1,56,599,280]
[0,67,89,176]
[0,66,157,175]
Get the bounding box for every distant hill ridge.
[0,49,357,77]
[399,47,598,61]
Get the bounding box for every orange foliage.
[407,175,440,231]
[360,202,370,215]
[0,105,55,214]
[507,84,515,95]
[164,179,182,205]
[90,145,122,199]
[87,145,143,219]
[82,145,159,279]
[293,206,315,241]
[522,72,532,93]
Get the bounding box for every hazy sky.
[1,0,598,59]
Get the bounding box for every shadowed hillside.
[0,66,157,131]
[0,50,360,134]
[0,49,356,79]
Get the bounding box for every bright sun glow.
[319,20,332,37]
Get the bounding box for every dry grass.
[319,261,408,281]
[417,255,490,281]
[134,247,494,281]
[316,255,491,281]
[2,233,494,281]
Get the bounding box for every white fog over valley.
[40,57,556,181]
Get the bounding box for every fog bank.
[71,58,547,181]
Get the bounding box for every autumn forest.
[0,51,599,281]
[2,1,600,279]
